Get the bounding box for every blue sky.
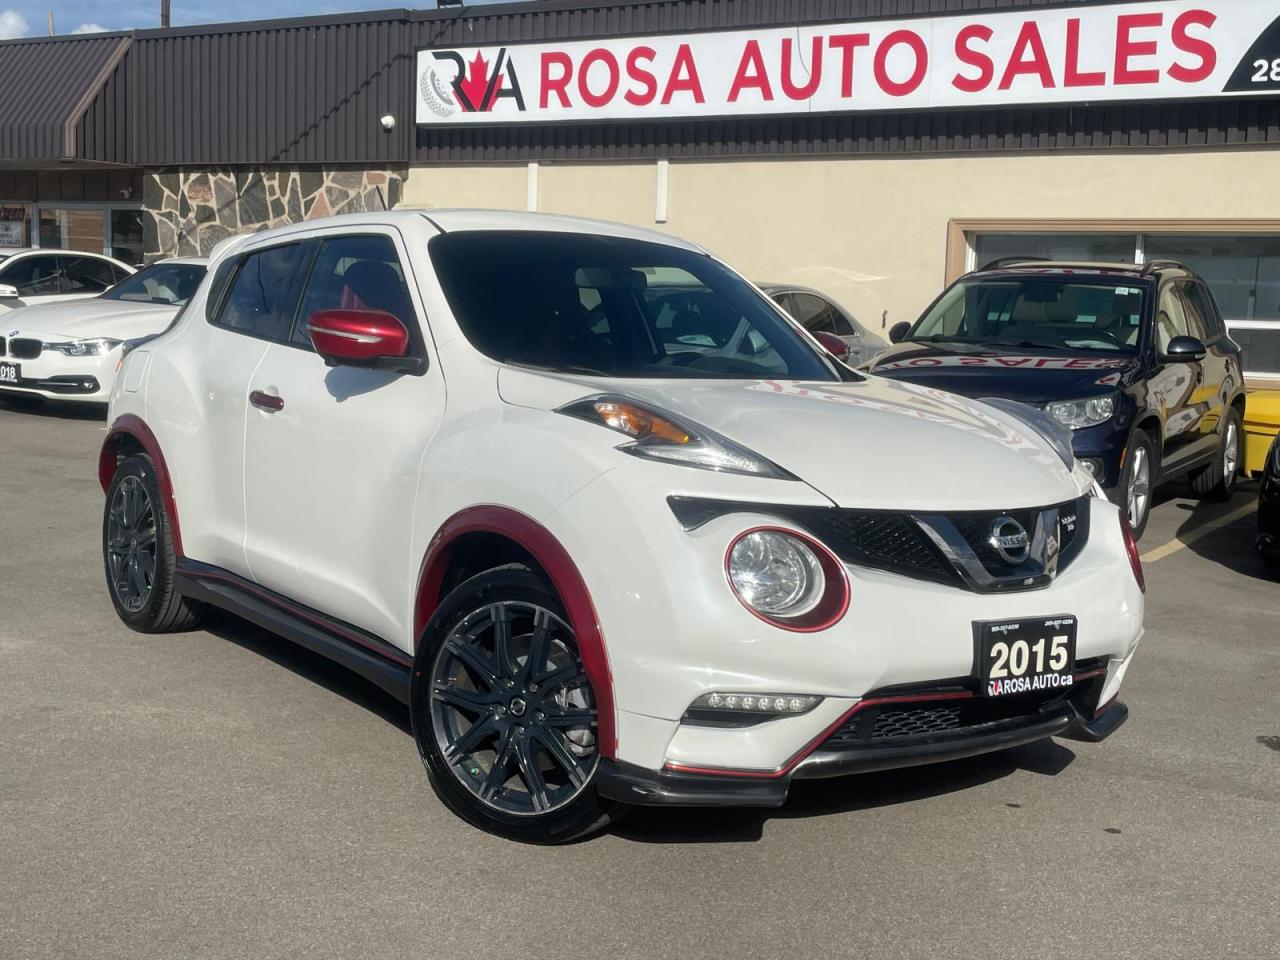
[0,0,507,38]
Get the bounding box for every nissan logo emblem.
[988,516,1031,564]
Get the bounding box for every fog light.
[687,691,822,722]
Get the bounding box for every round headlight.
[727,530,825,618]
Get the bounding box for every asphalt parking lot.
[1,399,1277,960]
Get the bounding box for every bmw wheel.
[411,568,622,843]
[102,454,204,632]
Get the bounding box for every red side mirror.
[813,331,851,362]
[307,309,410,367]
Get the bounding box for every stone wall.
[143,167,405,260]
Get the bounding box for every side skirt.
[175,559,413,704]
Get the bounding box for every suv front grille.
[8,338,41,359]
[668,494,1092,593]
[823,692,1066,751]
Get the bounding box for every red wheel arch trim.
[414,505,617,759]
[99,414,184,557]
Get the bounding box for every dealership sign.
[416,0,1280,125]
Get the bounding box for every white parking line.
[1140,502,1258,564]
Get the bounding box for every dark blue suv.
[865,259,1247,538]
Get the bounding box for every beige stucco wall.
[401,148,1280,337]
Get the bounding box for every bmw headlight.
[49,337,123,357]
[1046,395,1116,430]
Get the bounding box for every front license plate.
[0,361,18,385]
[975,616,1076,698]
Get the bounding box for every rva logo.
[420,48,526,117]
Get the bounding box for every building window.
[973,234,1137,270]
[969,230,1280,380]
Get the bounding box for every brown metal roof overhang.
[0,33,132,162]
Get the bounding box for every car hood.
[864,342,1136,404]
[498,368,1086,511]
[4,298,178,341]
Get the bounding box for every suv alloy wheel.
[410,568,621,843]
[1190,407,1244,501]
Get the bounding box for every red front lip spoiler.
[663,667,1108,781]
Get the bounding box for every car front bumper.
[0,346,117,402]
[598,694,1129,807]
[551,462,1144,785]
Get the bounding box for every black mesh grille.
[821,692,1071,751]
[0,336,6,357]
[949,508,1044,575]
[8,338,41,359]
[813,511,955,584]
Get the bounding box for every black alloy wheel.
[102,455,204,632]
[411,568,622,843]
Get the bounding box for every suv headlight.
[48,337,123,357]
[559,395,795,479]
[1046,395,1116,430]
[980,396,1075,470]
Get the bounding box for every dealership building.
[1,0,1278,380]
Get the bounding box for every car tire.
[1189,406,1244,502]
[1120,430,1157,540]
[411,567,623,844]
[102,454,205,633]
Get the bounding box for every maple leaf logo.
[457,51,503,111]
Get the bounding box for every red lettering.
[959,357,988,366]
[1169,9,1217,83]
[874,30,927,97]
[578,48,619,108]
[624,46,658,105]
[828,33,870,98]
[994,358,1032,367]
[662,43,704,104]
[952,24,994,92]
[781,36,823,101]
[540,52,573,108]
[1064,19,1105,87]
[909,358,943,366]
[998,21,1055,90]
[728,39,774,101]
[1064,359,1093,369]
[1115,12,1163,85]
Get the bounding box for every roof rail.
[977,256,1050,271]
[1141,259,1188,274]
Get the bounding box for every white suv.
[100,211,1145,843]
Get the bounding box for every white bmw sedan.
[0,258,206,404]
[99,211,1143,843]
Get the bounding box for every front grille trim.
[8,338,42,360]
[667,494,1092,594]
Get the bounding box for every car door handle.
[249,389,284,413]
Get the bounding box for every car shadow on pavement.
[1172,484,1276,584]
[0,396,106,421]
[202,609,413,735]
[611,739,1076,844]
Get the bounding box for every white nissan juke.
[100,210,1144,843]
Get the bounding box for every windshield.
[103,262,206,306]
[430,231,842,380]
[911,277,1148,354]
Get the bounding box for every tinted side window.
[1156,283,1191,354]
[61,256,116,294]
[292,235,415,348]
[214,244,306,342]
[110,263,132,284]
[1182,282,1223,339]
[0,255,62,295]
